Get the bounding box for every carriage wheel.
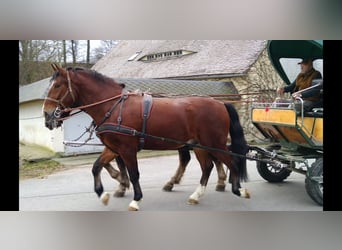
[305,158,323,206]
[256,159,292,182]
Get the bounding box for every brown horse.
[48,101,228,205]
[93,145,228,205]
[43,64,250,210]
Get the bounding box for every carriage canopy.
[267,40,323,85]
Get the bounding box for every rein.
[95,122,280,165]
[61,93,133,114]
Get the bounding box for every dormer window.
[128,51,142,61]
[138,50,196,62]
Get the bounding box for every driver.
[276,58,322,112]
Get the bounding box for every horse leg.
[211,151,250,199]
[110,156,130,197]
[101,157,129,197]
[163,146,191,191]
[92,147,130,205]
[92,153,113,205]
[214,158,227,192]
[188,149,214,205]
[120,152,143,211]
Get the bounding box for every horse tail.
[224,103,249,182]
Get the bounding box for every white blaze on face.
[42,80,55,114]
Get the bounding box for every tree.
[86,40,90,64]
[19,40,64,84]
[70,40,78,64]
[62,40,67,66]
[19,40,115,85]
[92,40,118,61]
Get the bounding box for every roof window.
[138,50,196,62]
[128,51,142,61]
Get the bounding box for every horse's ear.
[51,63,59,72]
[51,63,66,76]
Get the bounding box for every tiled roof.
[117,78,237,97]
[93,40,267,79]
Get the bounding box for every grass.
[19,159,66,180]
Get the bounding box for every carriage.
[248,40,323,206]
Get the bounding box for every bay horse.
[43,64,250,210]
[52,100,228,205]
[49,104,228,205]
[93,145,228,205]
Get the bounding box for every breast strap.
[95,93,153,151]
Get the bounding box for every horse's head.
[43,63,76,130]
[43,63,127,130]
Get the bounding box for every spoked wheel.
[256,159,293,182]
[305,158,323,206]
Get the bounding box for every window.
[138,50,196,62]
[128,51,142,61]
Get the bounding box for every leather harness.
[96,93,153,151]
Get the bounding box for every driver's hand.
[292,93,301,98]
[276,87,284,95]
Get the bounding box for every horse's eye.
[54,84,61,88]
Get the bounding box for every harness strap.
[97,94,127,128]
[95,123,248,159]
[96,123,143,137]
[139,94,153,150]
[95,93,153,151]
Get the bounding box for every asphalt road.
[19,153,322,211]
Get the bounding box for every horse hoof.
[128,200,141,211]
[113,190,125,197]
[100,192,110,205]
[215,184,226,192]
[187,198,199,205]
[163,183,173,192]
[128,206,139,211]
[239,188,250,199]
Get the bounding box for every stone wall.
[205,48,284,143]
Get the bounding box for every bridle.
[44,70,76,120]
[45,70,76,117]
[44,69,129,121]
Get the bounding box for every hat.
[298,58,312,64]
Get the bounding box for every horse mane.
[66,67,112,83]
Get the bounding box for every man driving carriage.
[276,58,323,112]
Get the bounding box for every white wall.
[19,100,104,156]
[19,100,64,152]
[62,111,104,156]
